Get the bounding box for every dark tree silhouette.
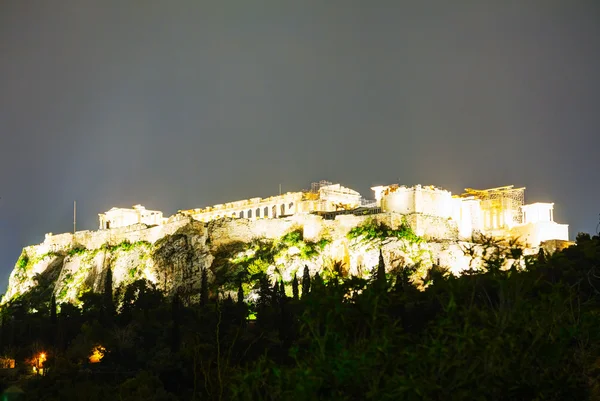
[375,249,386,287]
[292,273,299,300]
[50,294,57,325]
[279,280,286,299]
[200,268,208,306]
[302,265,311,298]
[537,248,547,263]
[313,272,323,290]
[170,293,181,352]
[237,282,244,305]
[258,275,271,304]
[103,268,115,318]
[272,281,280,304]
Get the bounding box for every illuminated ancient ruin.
[371,184,568,247]
[98,181,568,248]
[99,205,164,230]
[179,181,361,222]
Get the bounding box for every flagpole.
[73,201,77,234]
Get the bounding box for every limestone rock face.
[1,214,530,305]
[4,220,212,304]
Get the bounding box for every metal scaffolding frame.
[310,180,333,193]
[463,185,526,227]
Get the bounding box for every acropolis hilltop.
[6,180,571,305]
[98,180,568,248]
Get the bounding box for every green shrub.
[347,219,422,244]
[67,246,87,257]
[16,253,29,270]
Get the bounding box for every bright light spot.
[30,352,47,375]
[89,345,106,363]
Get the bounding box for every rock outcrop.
[1,213,533,305]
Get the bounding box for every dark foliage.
[3,236,600,400]
[302,265,311,298]
[292,273,299,300]
[199,267,208,306]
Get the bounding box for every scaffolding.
[463,185,526,228]
[310,180,333,193]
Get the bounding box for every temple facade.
[99,205,165,230]
[98,182,361,228]
[178,182,362,222]
[371,184,569,247]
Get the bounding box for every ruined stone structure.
[97,181,568,248]
[178,181,361,222]
[372,184,569,247]
[5,180,572,306]
[99,205,164,230]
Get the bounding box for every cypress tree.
[104,268,115,317]
[237,282,247,325]
[170,293,181,352]
[237,282,244,305]
[279,280,286,299]
[376,249,387,287]
[537,248,546,264]
[50,294,57,325]
[200,268,208,306]
[313,272,323,289]
[394,272,404,293]
[50,294,58,349]
[272,281,280,304]
[257,274,272,314]
[292,273,299,300]
[302,265,311,298]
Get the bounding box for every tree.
[200,268,208,306]
[537,248,547,264]
[104,268,115,318]
[312,272,324,290]
[576,232,591,244]
[292,273,299,300]
[272,281,280,304]
[258,275,272,307]
[302,265,311,298]
[170,293,181,352]
[50,294,57,325]
[279,281,286,300]
[256,274,275,327]
[237,282,244,305]
[375,249,387,287]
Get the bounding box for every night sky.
[1,1,599,292]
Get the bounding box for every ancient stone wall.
[42,218,195,253]
[182,192,305,222]
[380,185,454,219]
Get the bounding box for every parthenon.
[177,181,362,222]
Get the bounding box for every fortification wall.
[40,217,195,254]
[381,188,415,214]
[5,205,544,305]
[510,221,569,248]
[415,187,454,217]
[183,192,305,221]
[381,186,454,219]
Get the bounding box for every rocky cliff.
[1,213,518,305]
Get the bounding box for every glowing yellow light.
[29,352,47,375]
[89,345,106,363]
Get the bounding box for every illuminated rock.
[2,181,569,304]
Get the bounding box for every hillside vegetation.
[0,232,599,400]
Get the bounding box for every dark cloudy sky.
[1,1,599,291]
